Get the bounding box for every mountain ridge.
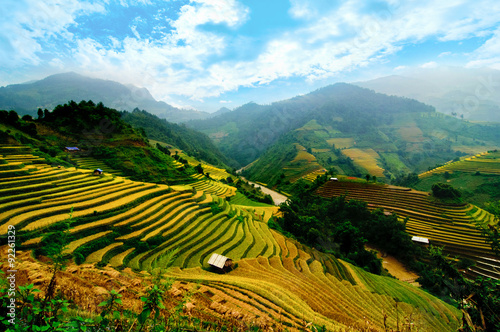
[0,72,211,123]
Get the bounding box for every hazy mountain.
[356,67,500,122]
[0,72,211,123]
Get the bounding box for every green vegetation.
[121,109,232,167]
[277,184,417,275]
[191,84,500,188]
[431,182,462,203]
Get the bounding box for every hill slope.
[121,109,233,167]
[0,146,461,331]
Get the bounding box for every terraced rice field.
[71,155,124,176]
[326,137,355,149]
[167,233,460,332]
[189,178,236,198]
[0,146,463,330]
[281,143,324,182]
[301,169,328,182]
[420,150,500,177]
[341,148,385,178]
[177,152,234,181]
[316,180,500,279]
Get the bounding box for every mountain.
[189,83,500,185]
[0,72,210,123]
[121,109,233,167]
[356,67,500,122]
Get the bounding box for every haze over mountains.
[356,67,500,122]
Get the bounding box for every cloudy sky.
[1,0,500,112]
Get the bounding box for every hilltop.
[0,72,210,123]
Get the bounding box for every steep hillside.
[0,72,210,123]
[416,150,500,207]
[0,147,462,331]
[0,102,195,184]
[121,109,233,167]
[315,179,499,280]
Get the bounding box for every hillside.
[121,109,233,168]
[315,179,499,280]
[0,145,462,331]
[192,83,500,186]
[0,72,210,123]
[0,102,196,184]
[415,150,500,207]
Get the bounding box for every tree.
[431,182,461,200]
[365,174,370,182]
[37,108,44,120]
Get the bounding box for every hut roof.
[65,147,79,151]
[208,253,230,269]
[411,236,429,244]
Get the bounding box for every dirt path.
[367,245,420,286]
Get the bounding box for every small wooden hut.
[64,147,80,152]
[208,253,233,273]
[93,168,103,176]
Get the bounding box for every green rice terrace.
[315,179,499,280]
[420,150,500,177]
[0,144,464,331]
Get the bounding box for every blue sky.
[1,0,500,112]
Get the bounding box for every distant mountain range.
[356,67,500,122]
[0,72,211,123]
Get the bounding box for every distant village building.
[208,253,233,273]
[329,177,338,181]
[93,168,103,176]
[64,147,80,152]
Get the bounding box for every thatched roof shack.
[208,253,233,272]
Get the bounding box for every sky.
[1,0,500,112]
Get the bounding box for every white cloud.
[420,61,439,69]
[466,27,500,69]
[3,0,500,102]
[0,0,105,68]
[438,52,452,57]
[394,65,407,71]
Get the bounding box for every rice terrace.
[2,2,500,330]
